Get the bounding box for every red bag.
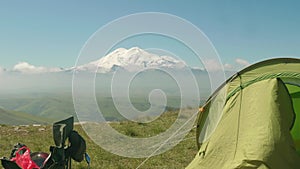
[11,146,40,169]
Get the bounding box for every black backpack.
[68,130,86,162]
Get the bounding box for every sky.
[1,0,300,71]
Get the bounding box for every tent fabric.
[187,58,300,169]
[286,84,300,153]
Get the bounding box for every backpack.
[68,131,86,162]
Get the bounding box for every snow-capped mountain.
[73,47,188,73]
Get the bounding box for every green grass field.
[0,108,50,125]
[0,111,198,169]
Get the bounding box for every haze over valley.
[0,47,228,124]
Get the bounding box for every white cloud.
[200,58,250,72]
[224,63,233,70]
[235,58,250,66]
[203,59,224,72]
[13,62,62,74]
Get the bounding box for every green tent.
[187,58,300,169]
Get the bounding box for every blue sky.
[1,0,300,70]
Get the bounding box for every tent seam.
[226,72,300,102]
[233,74,243,160]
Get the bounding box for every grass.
[0,95,75,122]
[0,111,198,169]
[0,94,187,123]
[0,108,50,125]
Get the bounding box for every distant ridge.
[0,108,50,125]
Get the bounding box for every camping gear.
[30,152,50,168]
[68,131,86,162]
[187,58,300,169]
[1,144,43,169]
[10,143,27,159]
[1,159,21,169]
[1,116,90,169]
[11,146,41,169]
[41,116,89,169]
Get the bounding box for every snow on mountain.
[73,47,188,73]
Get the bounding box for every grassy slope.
[0,95,187,122]
[0,95,75,122]
[0,112,198,169]
[0,108,50,125]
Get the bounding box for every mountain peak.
[128,46,142,51]
[75,47,188,73]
